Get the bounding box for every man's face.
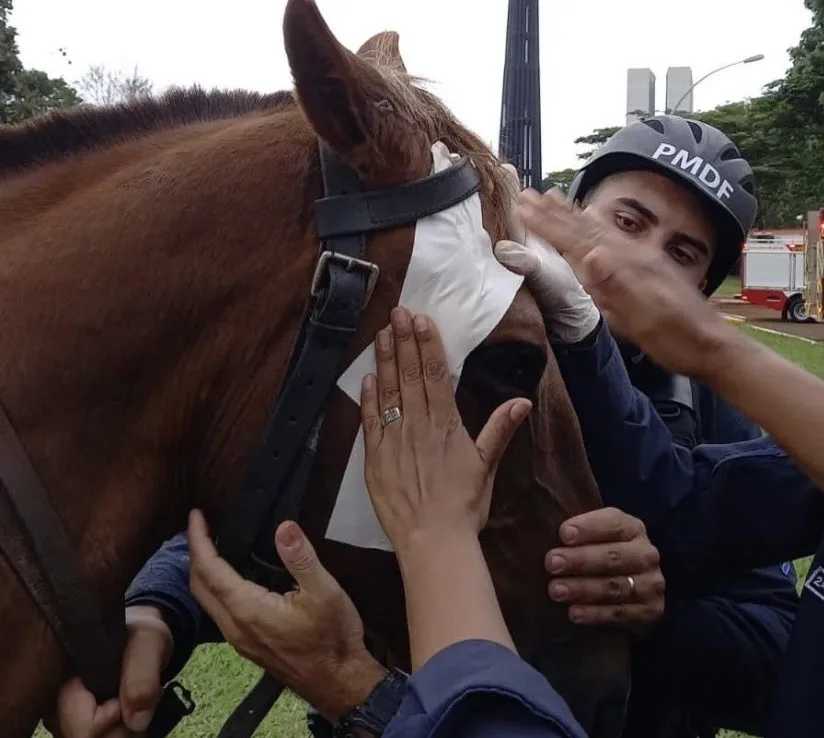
[582,170,718,290]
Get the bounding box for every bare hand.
[188,511,386,722]
[47,606,172,737]
[517,188,734,380]
[545,508,666,634]
[360,308,532,549]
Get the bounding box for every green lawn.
[743,325,824,378]
[716,276,742,298]
[35,327,824,738]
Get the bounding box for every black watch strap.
[335,667,408,737]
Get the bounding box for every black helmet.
[567,115,757,295]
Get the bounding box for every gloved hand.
[495,233,601,344]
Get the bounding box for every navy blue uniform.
[386,640,588,737]
[554,321,820,737]
[125,319,824,737]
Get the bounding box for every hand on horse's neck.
[0,112,320,734]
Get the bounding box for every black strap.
[217,673,286,738]
[146,681,195,738]
[314,156,480,239]
[211,141,483,738]
[0,404,124,701]
[215,143,373,574]
[648,374,699,451]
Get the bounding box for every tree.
[569,0,824,229]
[574,126,620,161]
[541,168,577,193]
[77,64,153,106]
[0,0,80,123]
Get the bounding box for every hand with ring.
[361,306,533,550]
[545,508,666,635]
[361,307,533,668]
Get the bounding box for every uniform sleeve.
[385,640,588,738]
[553,322,824,578]
[124,533,223,681]
[630,591,795,736]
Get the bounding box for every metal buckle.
[310,251,380,306]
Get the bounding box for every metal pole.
[668,54,765,115]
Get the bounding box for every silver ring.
[626,575,636,599]
[380,407,402,427]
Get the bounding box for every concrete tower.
[498,0,543,190]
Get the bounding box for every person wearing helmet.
[495,115,806,738]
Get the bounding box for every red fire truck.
[739,210,824,322]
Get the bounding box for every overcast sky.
[11,0,813,171]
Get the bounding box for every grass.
[35,325,823,738]
[716,276,742,298]
[742,325,824,378]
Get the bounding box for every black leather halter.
[216,142,481,587]
[0,136,481,738]
[147,142,483,738]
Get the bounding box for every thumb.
[494,239,543,281]
[120,611,171,732]
[275,521,339,595]
[475,398,533,473]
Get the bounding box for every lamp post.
[668,54,765,115]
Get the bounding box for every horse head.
[0,1,629,735]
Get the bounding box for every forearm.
[706,328,824,492]
[397,532,515,671]
[125,533,222,680]
[555,323,696,527]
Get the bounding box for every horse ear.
[283,0,407,159]
[357,32,408,74]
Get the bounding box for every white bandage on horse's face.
[325,141,525,551]
[501,162,527,246]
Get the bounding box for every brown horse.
[0,1,629,736]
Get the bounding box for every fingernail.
[549,582,569,602]
[276,522,302,551]
[377,328,391,352]
[127,710,154,732]
[569,607,584,624]
[363,374,375,391]
[391,307,411,331]
[562,525,578,544]
[548,554,565,574]
[509,400,532,421]
[413,315,429,336]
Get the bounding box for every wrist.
[395,528,480,569]
[317,649,388,724]
[694,318,749,386]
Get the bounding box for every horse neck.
[0,112,318,730]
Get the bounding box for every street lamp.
[668,54,765,115]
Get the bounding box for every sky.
[11,0,814,172]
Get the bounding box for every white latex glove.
[495,233,601,344]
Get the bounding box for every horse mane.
[0,80,513,240]
[0,86,296,175]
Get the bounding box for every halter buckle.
[310,251,380,307]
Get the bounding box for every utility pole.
[498,0,543,191]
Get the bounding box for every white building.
[626,68,656,124]
[666,67,694,114]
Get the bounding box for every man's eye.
[615,213,641,233]
[668,245,697,265]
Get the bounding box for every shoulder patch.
[804,566,824,602]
